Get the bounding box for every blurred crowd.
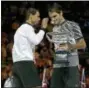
[1,1,89,88]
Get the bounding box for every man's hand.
[59,43,75,51]
[41,18,49,29]
[59,43,69,51]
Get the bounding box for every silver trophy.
[46,32,70,53]
[46,32,73,63]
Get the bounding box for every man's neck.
[26,20,32,25]
[60,18,65,24]
[57,17,65,26]
[26,20,36,28]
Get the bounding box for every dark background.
[1,1,89,48]
[1,1,89,87]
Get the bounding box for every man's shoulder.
[18,23,34,32]
[66,20,79,27]
[21,23,33,29]
[16,23,34,34]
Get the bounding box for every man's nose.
[51,20,55,24]
[39,18,41,21]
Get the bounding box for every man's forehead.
[49,12,58,17]
[36,11,40,14]
[36,11,40,16]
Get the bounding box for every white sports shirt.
[12,23,45,62]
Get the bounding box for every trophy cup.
[46,32,72,63]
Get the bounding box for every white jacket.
[12,23,45,62]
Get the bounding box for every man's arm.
[68,38,86,50]
[26,18,49,45]
[59,22,86,51]
[70,22,86,50]
[28,29,45,45]
[59,38,86,51]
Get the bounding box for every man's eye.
[53,15,56,18]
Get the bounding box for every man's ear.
[60,11,63,16]
[30,14,32,19]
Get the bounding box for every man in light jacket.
[12,8,48,88]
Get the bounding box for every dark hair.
[26,8,39,20]
[48,3,63,13]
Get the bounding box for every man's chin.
[35,22,40,26]
[53,23,58,26]
[52,22,58,25]
[55,22,59,25]
[34,23,40,28]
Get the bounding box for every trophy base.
[55,50,69,54]
[54,59,69,64]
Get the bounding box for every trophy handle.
[46,33,53,43]
[46,32,61,43]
